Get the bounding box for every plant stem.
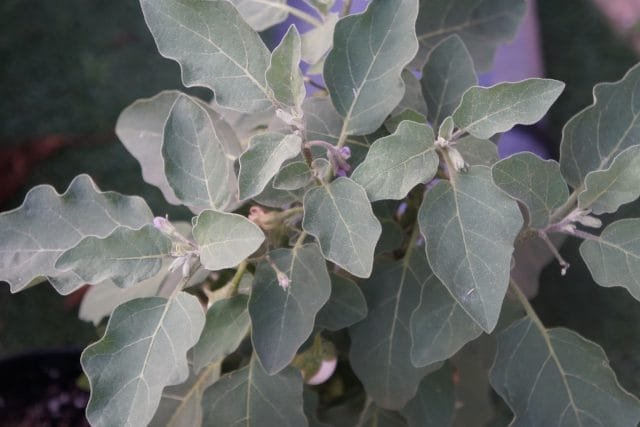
[537,231,570,275]
[341,0,353,16]
[293,231,308,250]
[229,260,248,296]
[509,279,543,330]
[549,190,579,224]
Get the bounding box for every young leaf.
[349,250,435,410]
[418,166,523,332]
[249,244,331,374]
[238,133,302,200]
[351,121,438,202]
[303,96,344,144]
[400,366,455,427]
[82,292,205,427]
[227,0,288,31]
[140,0,272,112]
[324,0,419,135]
[490,317,640,426]
[303,178,382,278]
[163,95,239,211]
[192,295,251,372]
[192,210,264,271]
[266,25,305,111]
[580,218,640,302]
[453,79,565,139]
[393,70,429,118]
[201,355,307,426]
[315,274,367,331]
[421,34,477,126]
[560,63,640,188]
[273,161,313,191]
[0,175,152,294]
[492,152,569,229]
[55,224,171,288]
[410,270,482,367]
[414,0,526,71]
[301,13,339,66]
[150,361,221,427]
[455,135,499,166]
[578,145,640,215]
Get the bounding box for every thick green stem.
[229,260,248,296]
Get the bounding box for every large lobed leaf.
[580,218,640,302]
[490,317,640,426]
[560,63,640,189]
[452,78,565,140]
[0,175,152,294]
[492,152,569,229]
[351,121,438,202]
[201,355,307,426]
[140,0,272,112]
[324,0,419,135]
[303,178,381,278]
[249,243,331,374]
[418,166,523,332]
[414,0,526,71]
[349,249,435,410]
[82,292,205,427]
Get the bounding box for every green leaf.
[78,263,169,326]
[452,79,565,139]
[352,121,438,202]
[393,70,429,117]
[227,0,288,31]
[0,175,152,294]
[253,177,305,208]
[192,210,264,271]
[303,178,381,278]
[324,0,419,135]
[303,96,343,144]
[358,403,408,427]
[140,0,272,112]
[490,317,640,426]
[492,152,569,229]
[238,133,302,200]
[55,224,171,288]
[349,249,434,410]
[384,109,426,134]
[560,63,640,189]
[304,389,331,427]
[192,295,251,372]
[410,268,482,367]
[201,355,307,426]
[150,361,220,427]
[273,161,313,191]
[316,274,367,331]
[580,219,640,302]
[301,13,339,66]
[415,0,526,71]
[455,135,499,166]
[82,292,205,427]
[421,35,477,126]
[418,166,523,332]
[163,95,239,211]
[375,202,405,255]
[267,25,305,111]
[400,366,455,427]
[578,145,640,215]
[249,243,331,374]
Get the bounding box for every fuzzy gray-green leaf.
[324,0,419,135]
[352,121,438,202]
[267,25,305,111]
[492,152,569,229]
[561,63,640,188]
[349,250,434,409]
[453,79,565,139]
[303,178,381,278]
[228,0,288,31]
[401,366,455,427]
[192,210,264,271]
[273,161,313,190]
[82,292,205,427]
[140,0,272,112]
[578,145,640,215]
[421,34,477,126]
[580,218,640,302]
[202,355,307,427]
[415,0,526,71]
[490,317,640,426]
[163,95,239,211]
[316,274,367,331]
[418,166,523,332]
[249,244,331,374]
[0,175,152,294]
[55,225,171,288]
[238,133,302,200]
[455,135,499,166]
